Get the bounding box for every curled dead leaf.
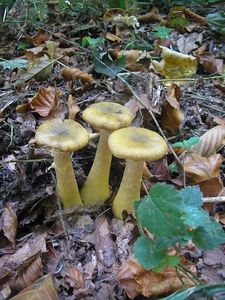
[189,125,225,157]
[183,153,223,183]
[26,29,51,46]
[61,68,94,84]
[161,84,184,131]
[118,259,194,299]
[2,204,17,248]
[67,94,80,120]
[105,32,122,43]
[109,49,151,71]
[199,177,223,197]
[16,87,62,117]
[138,11,166,24]
[65,267,84,290]
[10,274,58,300]
[198,53,223,74]
[183,8,208,26]
[12,256,43,291]
[152,46,197,85]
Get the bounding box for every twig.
[158,74,225,83]
[203,196,225,203]
[177,263,202,285]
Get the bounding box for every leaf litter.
[0,1,225,299]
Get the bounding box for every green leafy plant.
[206,11,225,35]
[134,183,225,272]
[152,25,173,40]
[172,136,200,150]
[82,36,126,78]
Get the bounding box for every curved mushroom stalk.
[53,150,83,208]
[81,129,112,205]
[113,160,144,219]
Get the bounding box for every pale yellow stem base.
[53,151,83,208]
[81,129,112,205]
[113,160,144,220]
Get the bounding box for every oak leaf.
[189,125,225,157]
[16,87,62,117]
[61,68,94,84]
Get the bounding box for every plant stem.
[177,263,202,285]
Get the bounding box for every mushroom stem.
[53,150,83,208]
[113,159,144,219]
[81,129,112,205]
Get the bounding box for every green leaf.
[94,54,126,79]
[180,185,202,208]
[108,0,126,9]
[206,12,225,35]
[134,236,180,271]
[172,136,199,150]
[192,219,225,249]
[17,42,30,50]
[161,284,225,300]
[153,25,173,40]
[136,183,187,238]
[0,58,28,70]
[81,36,105,48]
[168,162,178,173]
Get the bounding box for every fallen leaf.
[177,32,203,54]
[183,153,223,183]
[2,204,17,248]
[67,94,80,120]
[152,46,197,85]
[12,256,43,290]
[118,259,194,299]
[16,86,62,117]
[138,11,166,24]
[65,267,84,290]
[103,8,127,22]
[199,177,223,197]
[198,53,224,74]
[61,67,94,84]
[10,274,58,300]
[161,84,184,131]
[26,29,51,46]
[105,32,122,43]
[189,125,225,157]
[183,7,208,26]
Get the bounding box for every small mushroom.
[35,119,89,208]
[108,127,168,219]
[81,102,133,205]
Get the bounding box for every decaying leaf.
[138,11,166,24]
[105,32,122,43]
[26,29,51,46]
[61,67,94,84]
[183,7,208,26]
[189,125,225,157]
[152,46,197,85]
[112,15,139,29]
[198,53,223,74]
[67,94,80,120]
[183,153,223,183]
[65,267,84,290]
[10,274,58,300]
[12,256,43,290]
[2,204,17,248]
[109,49,151,71]
[118,259,194,299]
[103,8,127,22]
[161,84,184,131]
[16,86,62,117]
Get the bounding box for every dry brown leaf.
[214,81,225,94]
[183,153,223,183]
[65,267,84,290]
[138,11,166,24]
[161,84,184,131]
[213,116,225,125]
[67,94,80,120]
[199,177,223,197]
[109,49,151,71]
[105,32,122,43]
[10,274,58,300]
[118,259,194,299]
[26,29,51,46]
[103,8,127,22]
[61,67,94,84]
[198,53,223,74]
[12,256,43,290]
[152,46,197,85]
[189,125,225,157]
[2,204,17,248]
[183,8,208,26]
[16,87,62,117]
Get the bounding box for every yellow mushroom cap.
[108,127,168,161]
[82,102,133,131]
[35,119,89,152]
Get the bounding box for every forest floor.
[0,1,225,299]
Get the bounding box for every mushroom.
[108,127,168,219]
[81,102,133,205]
[35,119,89,208]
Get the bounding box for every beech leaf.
[2,204,17,248]
[189,125,225,157]
[61,67,94,84]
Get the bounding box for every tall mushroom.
[81,102,133,205]
[35,119,89,208]
[108,127,168,219]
